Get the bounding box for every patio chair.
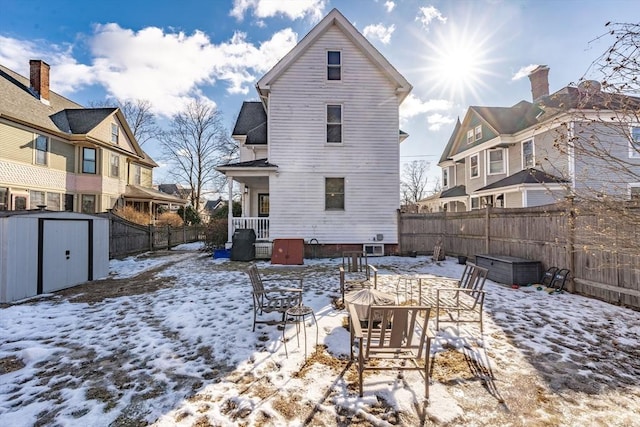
[539,267,559,287]
[433,264,489,333]
[549,268,570,292]
[339,251,378,304]
[247,264,303,331]
[349,304,434,399]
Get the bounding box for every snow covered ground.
[1,243,639,426]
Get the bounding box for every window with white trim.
[35,134,48,165]
[325,177,345,210]
[470,197,480,210]
[466,129,474,144]
[630,126,640,158]
[111,123,119,144]
[522,139,535,168]
[29,190,45,209]
[443,169,448,187]
[110,153,120,178]
[327,50,341,80]
[474,125,482,141]
[469,153,479,178]
[327,104,342,143]
[488,148,505,174]
[630,183,640,200]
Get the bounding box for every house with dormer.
[0,60,184,219]
[216,8,412,255]
[437,65,640,211]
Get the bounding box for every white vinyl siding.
[266,25,400,244]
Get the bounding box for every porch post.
[226,177,233,248]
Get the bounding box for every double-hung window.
[467,129,474,144]
[474,125,482,141]
[82,147,97,174]
[133,164,141,185]
[469,153,479,178]
[443,169,448,187]
[630,126,640,158]
[522,139,534,168]
[327,104,342,143]
[488,148,505,174]
[35,135,48,165]
[111,123,119,144]
[325,177,345,210]
[110,154,120,177]
[81,194,96,213]
[327,50,341,80]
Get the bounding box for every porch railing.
[232,217,269,240]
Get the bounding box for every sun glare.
[419,22,497,103]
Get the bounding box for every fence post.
[566,197,576,293]
[485,206,491,253]
[167,224,171,250]
[149,224,154,251]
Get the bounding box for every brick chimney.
[29,60,50,104]
[528,65,549,101]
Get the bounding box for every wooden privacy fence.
[399,201,640,309]
[98,211,203,258]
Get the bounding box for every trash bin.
[231,229,256,261]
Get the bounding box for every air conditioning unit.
[363,243,384,256]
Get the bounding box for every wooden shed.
[0,210,109,303]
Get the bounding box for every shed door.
[42,220,89,293]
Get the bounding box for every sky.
[1,244,639,425]
[0,0,637,192]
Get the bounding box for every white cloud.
[512,64,539,81]
[427,113,455,131]
[416,5,447,29]
[384,1,395,12]
[230,0,326,22]
[363,24,395,45]
[88,23,297,115]
[400,93,452,122]
[0,36,94,94]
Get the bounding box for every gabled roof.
[232,101,267,144]
[477,168,569,191]
[471,101,541,135]
[439,118,461,163]
[255,8,412,103]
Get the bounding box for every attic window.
[475,125,482,141]
[466,129,474,144]
[327,51,341,80]
[111,123,119,144]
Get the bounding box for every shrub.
[204,219,228,251]
[156,212,183,227]
[113,206,151,225]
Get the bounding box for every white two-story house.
[436,65,640,211]
[216,8,412,256]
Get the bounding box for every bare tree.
[90,99,160,146]
[540,22,640,275]
[159,98,237,211]
[401,160,430,208]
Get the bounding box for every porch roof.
[440,185,467,199]
[477,168,569,191]
[123,185,187,204]
[216,158,278,170]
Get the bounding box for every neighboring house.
[157,183,192,211]
[0,60,184,219]
[216,8,412,255]
[437,65,640,211]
